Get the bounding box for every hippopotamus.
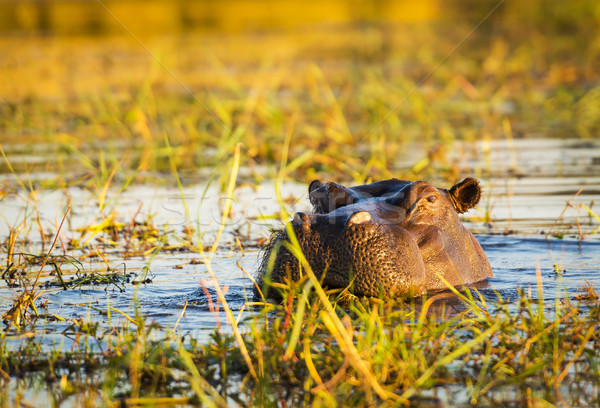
[256,178,493,299]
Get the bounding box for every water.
[1,138,599,343]
[481,235,600,301]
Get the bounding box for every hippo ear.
[309,181,353,214]
[448,178,482,214]
[308,180,323,194]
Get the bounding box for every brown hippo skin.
[257,178,493,298]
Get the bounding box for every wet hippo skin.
[257,178,493,299]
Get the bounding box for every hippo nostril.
[348,211,372,225]
[292,213,302,225]
[292,212,310,226]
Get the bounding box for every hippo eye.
[426,195,437,203]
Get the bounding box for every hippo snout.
[260,209,428,298]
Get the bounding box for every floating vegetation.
[2,253,134,291]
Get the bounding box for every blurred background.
[0,0,599,183]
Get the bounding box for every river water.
[1,138,599,344]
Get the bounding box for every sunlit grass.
[1,1,599,186]
[1,273,600,406]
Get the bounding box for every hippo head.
[257,178,492,299]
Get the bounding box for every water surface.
[1,138,599,343]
